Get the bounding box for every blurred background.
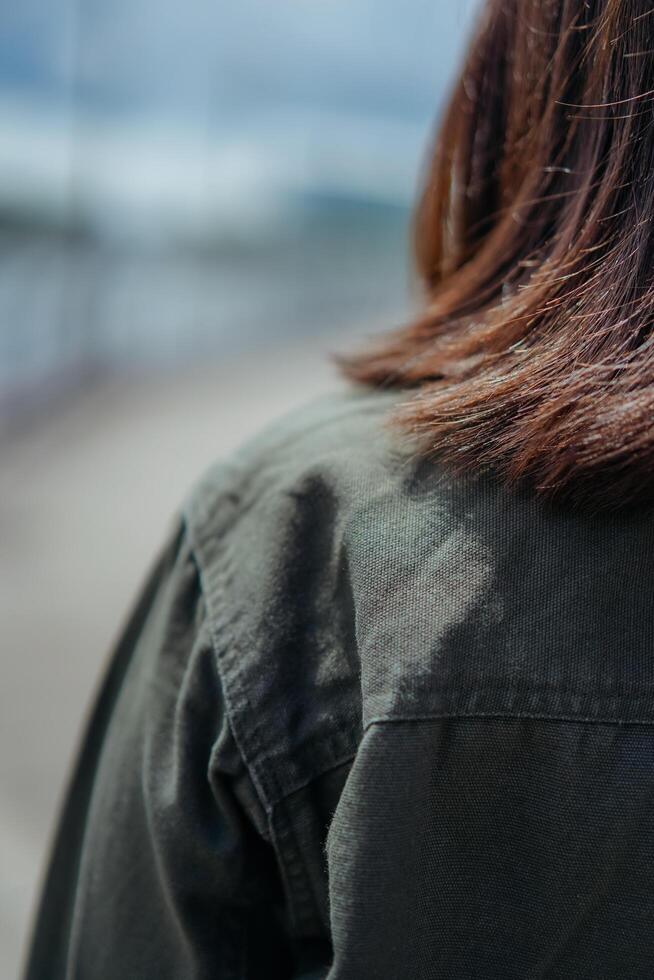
[1,0,480,974]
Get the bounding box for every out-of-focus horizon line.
[0,93,426,245]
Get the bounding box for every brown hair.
[340,0,654,512]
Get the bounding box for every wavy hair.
[340,0,654,512]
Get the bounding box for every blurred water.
[0,192,411,410]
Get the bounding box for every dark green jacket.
[24,386,654,979]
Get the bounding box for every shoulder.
[182,382,419,633]
[179,380,654,818]
[176,384,557,810]
[180,383,417,806]
[184,384,406,533]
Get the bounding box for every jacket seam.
[364,711,654,732]
[274,751,357,803]
[184,515,274,820]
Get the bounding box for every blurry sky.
[0,0,480,233]
[0,0,482,405]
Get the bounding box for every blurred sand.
[0,335,348,977]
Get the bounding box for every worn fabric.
[23,384,654,979]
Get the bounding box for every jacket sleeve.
[23,520,294,980]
